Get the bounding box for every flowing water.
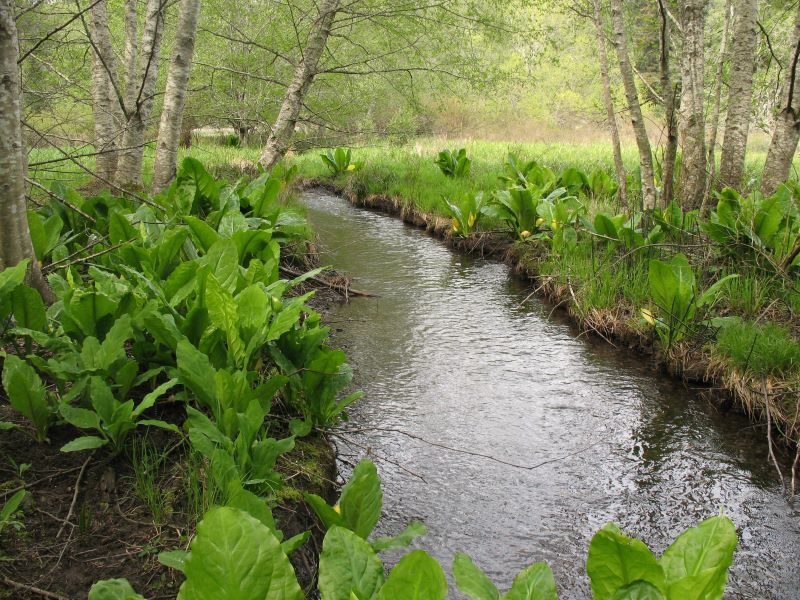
[302,189,800,599]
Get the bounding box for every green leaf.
[88,578,146,600]
[205,239,239,293]
[281,532,310,555]
[11,285,46,331]
[608,581,666,600]
[2,355,50,441]
[132,379,179,418]
[159,550,188,573]
[0,490,27,531]
[304,492,345,531]
[177,340,218,415]
[504,563,558,600]
[226,481,278,532]
[177,507,303,600]
[452,553,500,600]
[59,402,100,430]
[27,210,62,260]
[377,550,448,600]
[319,526,384,600]
[587,523,665,600]
[659,516,737,600]
[339,460,382,539]
[61,435,108,452]
[185,216,221,252]
[108,211,138,245]
[372,521,427,552]
[205,274,246,368]
[0,260,28,301]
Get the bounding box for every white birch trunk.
[719,0,758,190]
[761,3,800,196]
[115,0,166,187]
[0,0,53,301]
[610,0,657,210]
[592,0,628,209]
[152,0,201,194]
[259,0,340,171]
[677,0,708,210]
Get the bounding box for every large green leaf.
[587,524,665,600]
[319,526,384,600]
[339,460,382,539]
[608,581,666,600]
[27,210,62,260]
[177,340,218,415]
[11,285,46,331]
[304,492,345,530]
[452,553,500,600]
[659,516,737,600]
[2,355,50,441]
[205,239,239,293]
[0,260,29,300]
[88,578,146,600]
[504,563,557,600]
[372,521,427,552]
[377,550,448,600]
[177,507,302,600]
[205,274,246,367]
[185,216,221,252]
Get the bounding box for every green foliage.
[453,553,558,600]
[644,254,737,349]
[321,148,359,176]
[442,192,489,236]
[1,354,54,441]
[88,578,146,600]
[716,320,800,377]
[0,490,27,535]
[435,148,471,178]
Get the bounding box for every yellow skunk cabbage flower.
[520,230,531,239]
[535,218,545,226]
[333,504,341,514]
[641,308,656,326]
[550,220,559,231]
[468,212,476,227]
[451,218,460,232]
[347,164,356,171]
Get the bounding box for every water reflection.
[303,189,800,599]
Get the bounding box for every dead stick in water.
[763,384,786,493]
[279,265,377,298]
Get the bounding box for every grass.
[716,320,800,378]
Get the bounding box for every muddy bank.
[299,177,798,449]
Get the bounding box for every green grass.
[716,320,800,378]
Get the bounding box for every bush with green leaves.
[90,459,738,600]
[435,148,471,178]
[441,192,489,237]
[321,147,360,176]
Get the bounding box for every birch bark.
[259,0,340,171]
[152,0,201,193]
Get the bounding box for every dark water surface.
[302,189,800,599]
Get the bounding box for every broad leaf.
[319,526,384,600]
[377,550,448,600]
[504,563,558,600]
[452,553,500,600]
[339,460,382,539]
[2,355,50,441]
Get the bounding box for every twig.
[25,176,96,223]
[1,576,69,600]
[279,265,377,298]
[0,464,86,498]
[56,451,94,539]
[763,385,786,493]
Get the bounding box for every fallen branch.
[279,265,376,298]
[56,451,94,539]
[1,576,68,600]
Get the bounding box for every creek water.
[302,189,800,599]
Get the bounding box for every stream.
[302,189,800,599]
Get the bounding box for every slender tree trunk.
[89,0,124,181]
[677,0,708,210]
[703,0,732,211]
[609,0,657,210]
[152,0,201,194]
[592,0,627,209]
[761,3,800,196]
[115,0,165,187]
[719,0,758,190]
[0,0,53,302]
[122,0,139,114]
[259,0,340,171]
[658,0,679,207]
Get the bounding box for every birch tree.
[152,0,202,193]
[658,0,679,207]
[609,0,657,210]
[719,0,758,191]
[677,0,708,210]
[592,0,627,208]
[259,0,341,170]
[0,0,53,301]
[761,3,800,196]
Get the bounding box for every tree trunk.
[677,0,708,210]
[658,0,679,207]
[152,0,201,194]
[609,0,657,210]
[122,0,139,115]
[703,0,732,212]
[259,0,340,171]
[719,0,758,191]
[761,3,800,196]
[89,0,124,182]
[115,0,165,187]
[0,0,53,302]
[592,0,627,209]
